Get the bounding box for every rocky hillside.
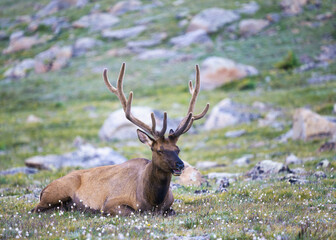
[0,0,336,239]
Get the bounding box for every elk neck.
[142,154,172,206]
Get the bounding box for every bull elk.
[32,63,209,216]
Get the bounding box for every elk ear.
[137,129,154,147]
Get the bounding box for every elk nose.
[176,161,184,170]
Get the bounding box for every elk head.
[103,63,209,176]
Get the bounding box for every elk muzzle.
[172,158,184,176]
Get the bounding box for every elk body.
[32,63,209,216]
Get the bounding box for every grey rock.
[36,0,89,18]
[291,167,307,175]
[258,110,283,129]
[281,173,308,184]
[110,0,142,16]
[0,30,8,40]
[317,159,330,169]
[25,144,126,170]
[285,153,303,165]
[102,25,146,40]
[208,172,242,179]
[204,98,260,130]
[247,160,289,180]
[28,16,70,35]
[73,13,119,31]
[177,162,206,187]
[199,56,258,90]
[217,178,230,192]
[99,106,180,141]
[195,161,222,170]
[73,37,102,56]
[314,171,326,179]
[4,58,35,79]
[225,129,246,138]
[127,33,166,49]
[0,167,38,176]
[170,29,212,47]
[238,19,270,37]
[136,49,177,60]
[316,44,336,62]
[266,13,282,22]
[26,114,43,124]
[187,8,240,33]
[3,35,49,54]
[280,0,307,15]
[233,154,253,166]
[236,2,260,15]
[307,74,336,84]
[276,129,293,143]
[10,31,24,41]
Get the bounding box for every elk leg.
[32,174,81,213]
[101,198,135,216]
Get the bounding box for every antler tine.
[170,113,192,138]
[116,63,127,111]
[103,69,117,94]
[158,112,167,137]
[187,64,201,114]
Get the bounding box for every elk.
[32,63,209,216]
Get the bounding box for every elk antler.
[103,63,167,139]
[169,65,210,139]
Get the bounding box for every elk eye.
[157,150,163,154]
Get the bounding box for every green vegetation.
[0,0,335,239]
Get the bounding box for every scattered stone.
[72,13,119,31]
[216,178,230,192]
[26,114,43,124]
[204,98,260,130]
[314,171,326,179]
[10,31,24,41]
[316,44,336,62]
[276,129,293,143]
[72,136,87,148]
[316,12,333,21]
[136,49,177,60]
[127,33,166,49]
[246,160,289,180]
[196,161,223,170]
[177,162,206,187]
[199,56,258,90]
[99,107,180,141]
[307,74,336,84]
[3,35,49,54]
[266,13,282,23]
[285,153,302,165]
[36,0,89,18]
[295,61,329,73]
[258,110,284,129]
[280,0,307,15]
[291,167,307,175]
[73,37,102,56]
[4,59,35,79]
[170,29,212,48]
[318,141,336,152]
[238,19,270,37]
[109,0,142,15]
[225,129,246,138]
[194,189,209,195]
[25,144,126,170]
[34,45,73,73]
[28,16,70,35]
[281,173,308,184]
[102,25,146,40]
[0,167,38,176]
[317,159,330,169]
[0,30,8,40]
[233,154,253,166]
[292,108,336,141]
[208,172,242,180]
[187,8,240,33]
[236,2,260,15]
[106,47,135,57]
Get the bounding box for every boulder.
[314,171,326,179]
[25,144,126,170]
[232,154,253,166]
[225,129,246,138]
[285,153,302,165]
[317,159,330,169]
[3,35,48,54]
[72,13,119,31]
[73,37,102,56]
[238,19,269,37]
[36,0,89,18]
[169,29,212,47]
[187,8,240,33]
[136,49,177,60]
[4,59,35,79]
[177,162,206,187]
[34,45,73,73]
[246,160,289,179]
[280,0,307,15]
[292,108,336,141]
[236,2,260,15]
[0,167,38,176]
[199,56,258,90]
[127,33,167,49]
[99,106,180,141]
[195,161,223,170]
[110,0,142,15]
[204,98,260,130]
[102,25,146,40]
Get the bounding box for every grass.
[0,0,336,238]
